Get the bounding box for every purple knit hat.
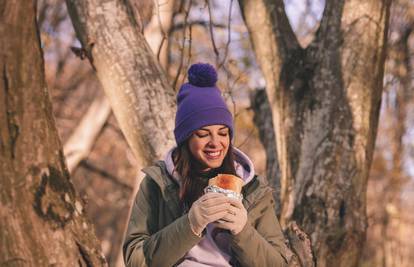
[174,63,233,145]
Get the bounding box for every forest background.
[2,0,413,266]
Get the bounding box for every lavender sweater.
[164,148,255,267]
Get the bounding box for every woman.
[123,63,288,267]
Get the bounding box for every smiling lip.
[204,150,222,160]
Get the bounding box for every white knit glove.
[188,192,231,236]
[213,197,247,235]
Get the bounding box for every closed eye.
[195,130,209,138]
[195,133,209,138]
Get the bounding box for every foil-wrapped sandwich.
[204,174,244,200]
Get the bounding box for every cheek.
[225,137,230,146]
[224,144,230,156]
[221,137,230,149]
[188,139,205,156]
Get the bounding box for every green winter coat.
[123,161,288,267]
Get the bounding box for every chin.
[203,159,224,170]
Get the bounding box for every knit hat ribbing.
[174,63,233,145]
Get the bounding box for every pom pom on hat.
[174,63,234,145]
[188,63,218,87]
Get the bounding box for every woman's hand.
[213,197,247,235]
[188,192,231,236]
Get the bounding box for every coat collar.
[141,161,273,212]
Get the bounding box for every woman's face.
[188,125,230,171]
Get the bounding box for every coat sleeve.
[123,176,202,267]
[230,191,289,267]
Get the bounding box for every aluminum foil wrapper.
[204,185,243,200]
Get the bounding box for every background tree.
[0,1,105,265]
[239,0,391,266]
[65,0,176,169]
[64,0,178,263]
[362,1,414,265]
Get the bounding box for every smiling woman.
[123,63,289,267]
[177,124,235,209]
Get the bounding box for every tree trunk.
[239,0,391,266]
[65,0,176,169]
[0,1,106,266]
[250,88,281,215]
[65,2,178,266]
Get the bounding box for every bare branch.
[172,0,192,89]
[180,23,193,86]
[156,0,169,61]
[235,128,255,150]
[170,20,226,32]
[217,0,233,70]
[63,95,112,173]
[80,160,132,191]
[207,0,220,64]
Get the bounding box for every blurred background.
[37,0,414,266]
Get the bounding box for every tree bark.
[0,1,106,266]
[65,0,176,169]
[239,0,391,266]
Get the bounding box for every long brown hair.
[172,141,237,210]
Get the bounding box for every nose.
[207,133,220,147]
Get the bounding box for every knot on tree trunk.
[285,221,315,267]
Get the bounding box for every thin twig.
[170,20,226,32]
[217,0,233,70]
[236,128,256,149]
[156,0,168,61]
[180,23,193,86]
[173,0,193,89]
[234,106,251,120]
[206,0,220,64]
[227,70,243,117]
[188,23,193,65]
[166,1,184,77]
[80,160,132,191]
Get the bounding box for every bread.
[208,174,244,193]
